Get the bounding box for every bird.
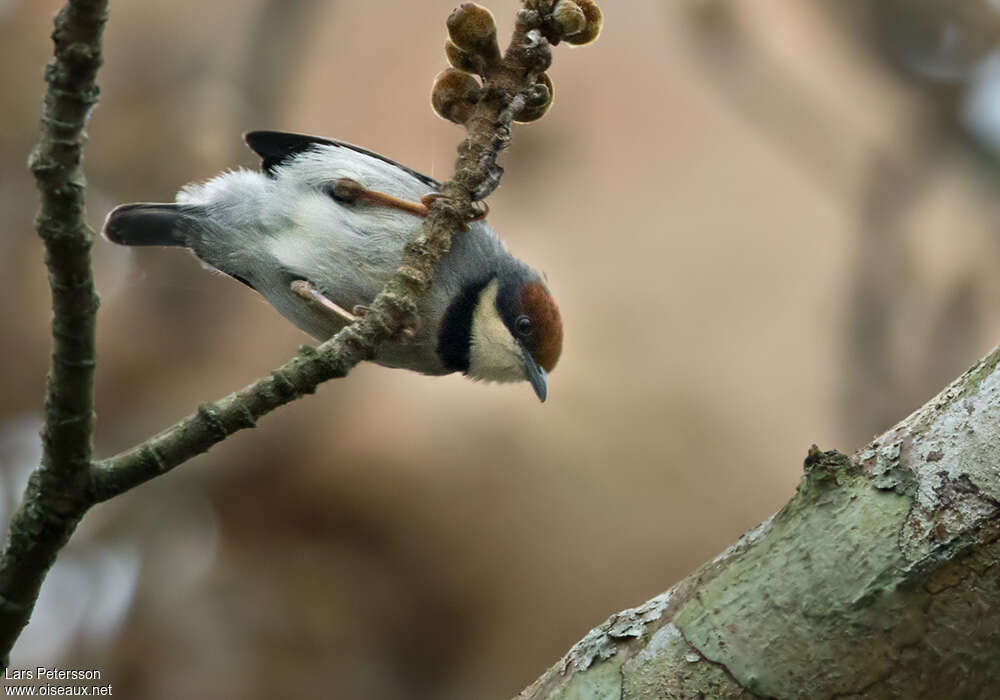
[102,131,562,401]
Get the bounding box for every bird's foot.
[332,178,488,222]
[290,280,357,324]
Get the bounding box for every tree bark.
[517,347,1000,699]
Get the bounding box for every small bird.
[103,131,562,401]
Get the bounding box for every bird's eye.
[515,315,533,336]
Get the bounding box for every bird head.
[438,268,563,401]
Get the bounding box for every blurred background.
[2,1,1000,698]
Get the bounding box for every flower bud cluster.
[431,1,601,125]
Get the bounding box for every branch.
[517,347,1000,698]
[0,0,107,662]
[0,0,601,665]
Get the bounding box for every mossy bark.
[518,348,1000,700]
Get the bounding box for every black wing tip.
[244,130,335,176]
[242,129,441,188]
[242,130,262,149]
[243,129,310,150]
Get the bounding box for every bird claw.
[419,193,489,222]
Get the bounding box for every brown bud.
[447,3,502,66]
[431,68,481,124]
[445,39,485,75]
[514,73,554,123]
[562,0,602,45]
[552,0,586,38]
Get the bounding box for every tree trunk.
[517,347,1000,699]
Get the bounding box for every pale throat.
[467,279,527,383]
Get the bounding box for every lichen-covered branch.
[0,0,601,666]
[517,347,1000,699]
[0,0,107,664]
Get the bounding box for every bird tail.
[102,203,189,247]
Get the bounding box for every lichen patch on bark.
[857,347,1000,563]
[557,592,673,674]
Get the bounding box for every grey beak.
[520,344,548,402]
